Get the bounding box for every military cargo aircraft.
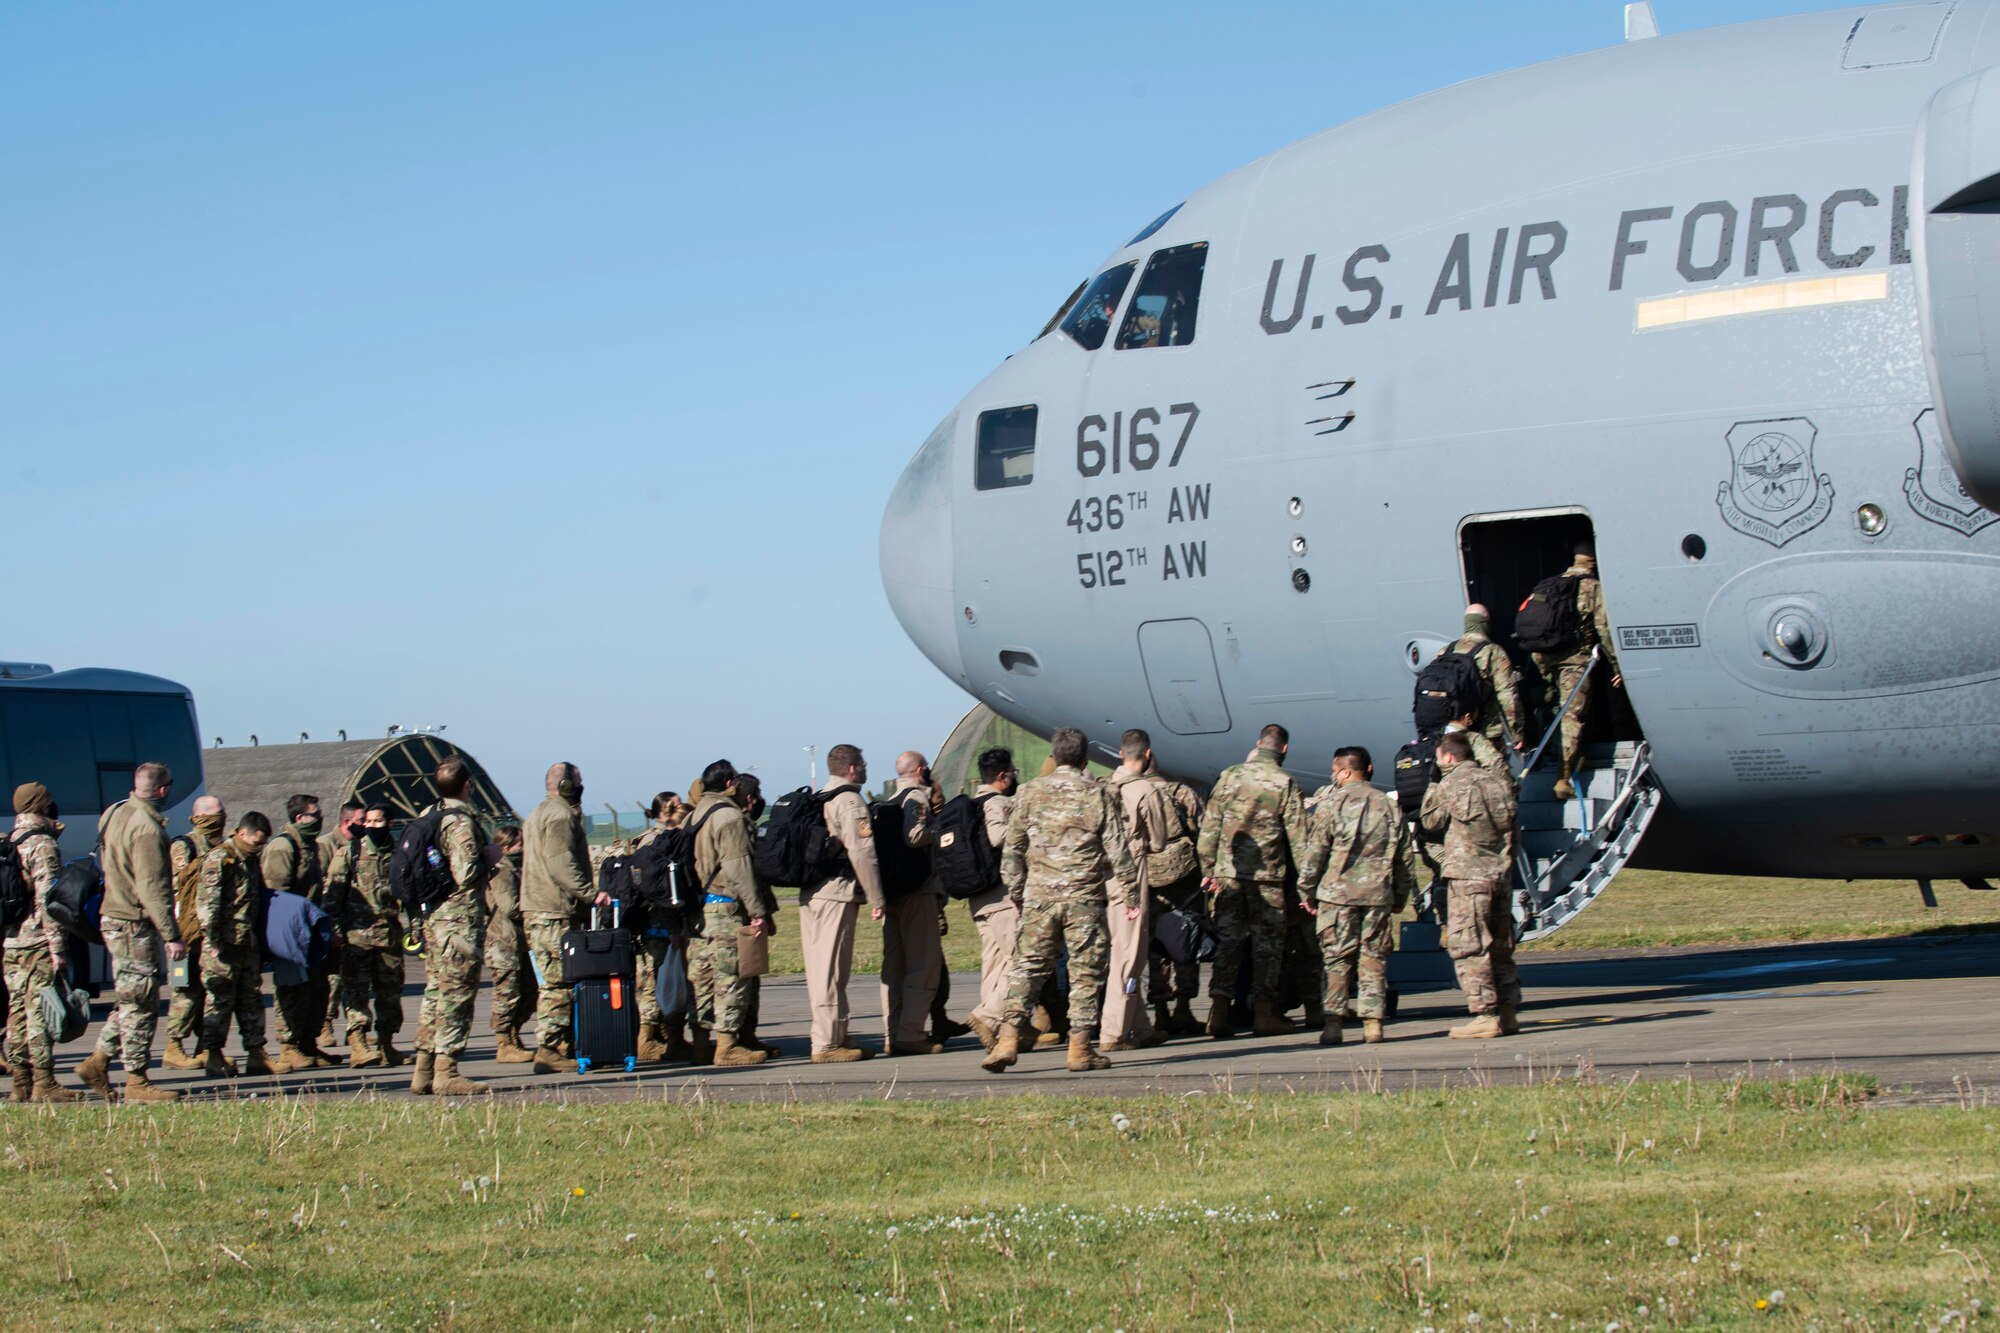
[880,1,2000,936]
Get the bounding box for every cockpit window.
[976,406,1037,490]
[1038,280,1087,340]
[1127,204,1182,247]
[1116,242,1207,350]
[1058,263,1136,351]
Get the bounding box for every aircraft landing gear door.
[1137,618,1232,735]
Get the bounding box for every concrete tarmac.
[53,931,1998,1104]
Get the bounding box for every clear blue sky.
[3,0,1823,813]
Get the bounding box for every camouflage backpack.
[1144,778,1204,886]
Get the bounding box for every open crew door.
[1457,510,1659,939]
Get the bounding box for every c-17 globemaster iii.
[881,1,2000,937]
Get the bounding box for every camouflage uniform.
[482,847,535,1035]
[324,834,404,1045]
[93,797,182,1076]
[1442,620,1525,749]
[630,823,677,1030]
[998,765,1138,1035]
[164,826,222,1049]
[414,799,488,1057]
[1419,759,1520,1015]
[1195,750,1307,1007]
[1296,782,1419,1021]
[263,824,330,1050]
[1529,558,1619,777]
[1446,723,1517,795]
[520,794,595,1050]
[197,836,267,1056]
[689,793,776,1036]
[4,814,66,1080]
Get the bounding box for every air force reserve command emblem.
[1903,408,2000,536]
[1717,418,1833,547]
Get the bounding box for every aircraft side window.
[1116,242,1207,350]
[1058,263,1136,352]
[975,406,1038,491]
[1038,280,1088,341]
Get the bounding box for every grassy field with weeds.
[0,1075,1992,1330]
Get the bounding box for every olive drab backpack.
[1143,779,1203,886]
[930,793,1002,901]
[1515,573,1586,655]
[1412,650,1485,736]
[172,834,207,946]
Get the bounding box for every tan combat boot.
[75,1049,114,1100]
[1205,997,1235,1039]
[494,1028,535,1064]
[380,1037,407,1067]
[810,1046,871,1064]
[349,1034,387,1069]
[242,1046,278,1077]
[9,1065,32,1102]
[202,1047,237,1079]
[1318,1018,1343,1047]
[531,1045,568,1074]
[714,1033,769,1067]
[1066,1032,1111,1072]
[32,1070,79,1103]
[636,1022,668,1062]
[1450,1013,1505,1040]
[1170,998,1200,1033]
[272,1045,315,1074]
[304,1042,342,1069]
[980,1024,1022,1073]
[120,1073,180,1104]
[433,1056,489,1096]
[160,1038,202,1071]
[966,1014,999,1052]
[318,1024,341,1051]
[1552,763,1576,802]
[1499,1006,1521,1035]
[1251,999,1295,1037]
[409,1050,435,1095]
[1362,1019,1386,1044]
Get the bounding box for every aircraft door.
[1137,618,1232,735]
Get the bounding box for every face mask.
[296,816,322,834]
[365,827,393,847]
[192,813,225,837]
[232,833,259,856]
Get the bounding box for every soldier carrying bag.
[0,834,31,936]
[629,806,719,929]
[1515,573,1585,654]
[1412,650,1485,735]
[389,806,463,919]
[752,785,853,889]
[172,834,208,948]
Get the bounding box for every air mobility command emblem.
[1717,418,1832,547]
[1903,408,1999,537]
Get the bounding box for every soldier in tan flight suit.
[1101,729,1180,1051]
[798,745,887,1063]
[881,751,946,1055]
[961,747,1020,1053]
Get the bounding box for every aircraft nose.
[880,410,966,686]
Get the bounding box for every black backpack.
[1413,650,1485,735]
[0,835,31,934]
[752,785,854,888]
[1393,738,1439,819]
[931,793,1001,901]
[629,806,719,922]
[1515,573,1585,654]
[869,793,933,899]
[46,857,104,944]
[389,806,462,918]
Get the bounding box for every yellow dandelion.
[572,1187,586,1198]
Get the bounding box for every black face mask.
[365,827,393,848]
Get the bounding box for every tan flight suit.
[1103,768,1176,1044]
[797,781,888,1054]
[880,779,945,1049]
[965,784,1018,1030]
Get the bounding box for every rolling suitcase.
[563,904,638,1074]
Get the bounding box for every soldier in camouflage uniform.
[263,794,338,1071]
[1295,749,1419,1046]
[323,804,405,1068]
[628,794,687,1063]
[5,783,80,1102]
[481,823,536,1063]
[1439,605,1525,752]
[983,728,1140,1075]
[1196,724,1308,1038]
[521,763,608,1074]
[77,762,187,1105]
[689,760,777,1067]
[1444,711,1517,794]
[410,759,493,1096]
[1528,541,1622,801]
[1419,733,1522,1039]
[160,795,227,1070]
[196,813,278,1078]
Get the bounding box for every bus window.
[1116,242,1207,349]
[1059,263,1136,351]
[0,688,201,822]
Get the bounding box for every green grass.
[1,1075,1993,1329]
[1527,871,2000,952]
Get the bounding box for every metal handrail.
[1520,644,1600,780]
